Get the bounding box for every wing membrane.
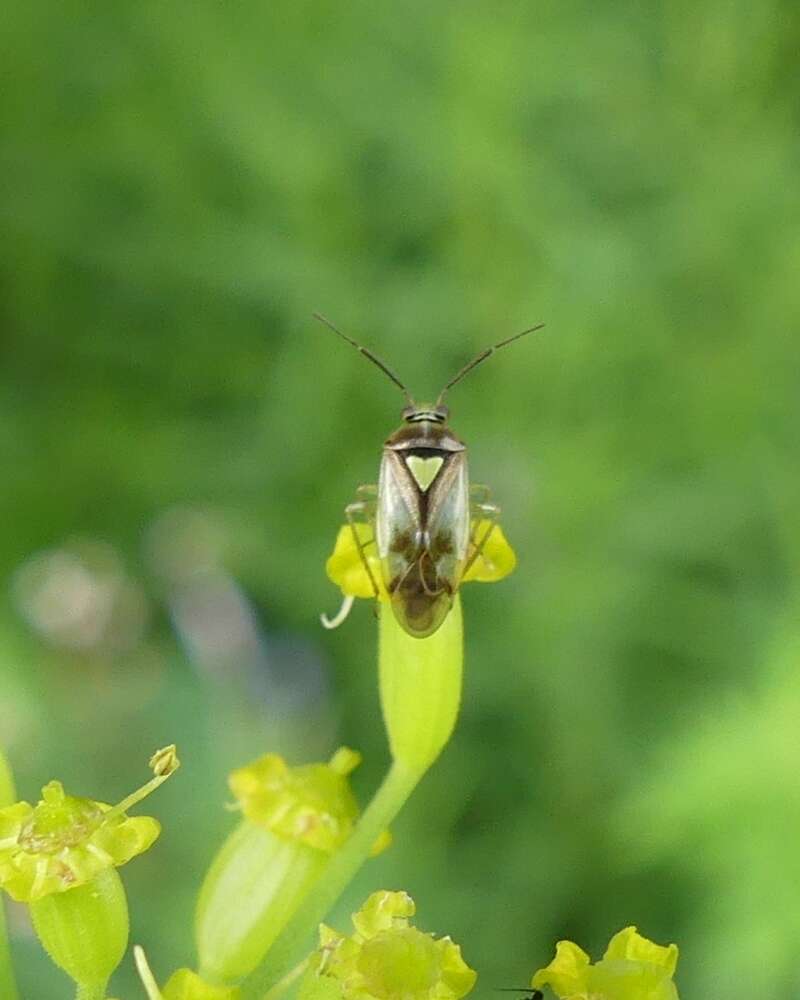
[426,452,470,586]
[376,450,422,590]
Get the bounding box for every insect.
[318,313,543,638]
[498,989,544,1000]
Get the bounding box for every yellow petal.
[461,522,516,583]
[602,926,679,977]
[531,939,591,996]
[326,525,385,600]
[326,518,516,602]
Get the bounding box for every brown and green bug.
[317,313,542,639]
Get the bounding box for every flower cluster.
[0,508,687,1000]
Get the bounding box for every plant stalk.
[0,749,19,1000]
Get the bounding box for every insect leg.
[462,498,501,578]
[345,496,381,600]
[348,488,378,551]
[321,488,380,630]
[469,483,492,504]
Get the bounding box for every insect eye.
[435,405,449,421]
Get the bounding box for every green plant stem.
[75,983,107,1000]
[0,749,19,1000]
[240,760,420,999]
[261,956,309,1000]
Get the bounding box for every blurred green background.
[2,1,800,996]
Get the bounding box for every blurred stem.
[261,956,309,1000]
[0,749,19,1000]
[0,749,14,806]
[239,760,419,999]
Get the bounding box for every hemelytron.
[318,313,543,639]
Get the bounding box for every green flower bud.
[304,890,476,1000]
[196,748,388,985]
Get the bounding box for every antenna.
[313,313,414,408]
[436,323,545,405]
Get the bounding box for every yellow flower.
[325,520,516,605]
[2,749,178,993]
[307,890,476,1000]
[228,747,389,856]
[322,519,516,631]
[0,746,178,903]
[531,926,679,1000]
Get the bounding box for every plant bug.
[318,313,543,639]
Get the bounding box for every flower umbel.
[0,745,178,903]
[531,926,679,1000]
[306,890,476,1000]
[323,520,516,628]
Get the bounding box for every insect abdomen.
[390,559,453,638]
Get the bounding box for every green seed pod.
[29,866,128,988]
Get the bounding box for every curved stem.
[261,956,309,1000]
